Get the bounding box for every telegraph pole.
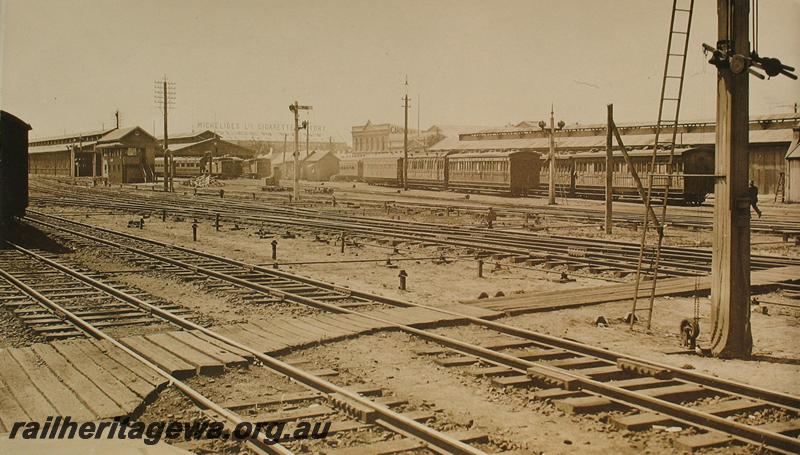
[155,77,176,192]
[305,119,310,159]
[548,107,556,204]
[709,0,752,358]
[605,104,613,234]
[289,101,312,200]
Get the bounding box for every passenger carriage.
[362,155,403,186]
[405,152,449,189]
[335,157,364,181]
[448,150,541,196]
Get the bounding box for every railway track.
[0,242,508,454]
[18,210,800,453]
[33,177,800,236]
[28,184,800,279]
[0,249,192,339]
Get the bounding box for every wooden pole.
[163,79,170,192]
[710,0,752,358]
[292,101,300,200]
[611,121,660,227]
[605,104,613,233]
[403,94,409,191]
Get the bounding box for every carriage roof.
[558,147,710,160]
[448,149,539,159]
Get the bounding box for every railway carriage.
[335,157,364,181]
[242,156,272,179]
[210,157,243,179]
[362,155,403,185]
[447,150,541,196]
[537,147,714,205]
[405,152,449,189]
[154,156,206,178]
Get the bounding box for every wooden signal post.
[709,0,752,358]
[289,101,312,201]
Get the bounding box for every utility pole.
[548,107,556,204]
[289,101,312,200]
[605,104,613,234]
[709,0,752,358]
[403,94,410,190]
[155,77,176,192]
[305,119,310,159]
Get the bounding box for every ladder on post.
[630,0,695,330]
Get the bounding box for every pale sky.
[1,0,798,142]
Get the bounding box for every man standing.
[747,180,762,218]
[487,207,497,229]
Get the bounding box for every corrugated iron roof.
[30,129,112,144]
[430,129,793,152]
[30,142,97,154]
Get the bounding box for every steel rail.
[23,213,800,453]
[3,239,485,455]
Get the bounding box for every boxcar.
[210,157,243,179]
[0,111,32,223]
[336,157,363,181]
[362,155,403,186]
[405,152,449,189]
[448,150,540,196]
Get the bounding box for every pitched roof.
[98,126,157,143]
[304,150,338,162]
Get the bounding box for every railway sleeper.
[673,420,800,452]
[554,384,718,414]
[611,398,768,431]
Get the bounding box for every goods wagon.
[0,111,32,223]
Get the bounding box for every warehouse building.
[270,150,340,182]
[430,113,799,196]
[29,126,159,184]
[160,130,254,159]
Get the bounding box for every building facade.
[29,126,158,184]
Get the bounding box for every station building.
[29,126,159,184]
